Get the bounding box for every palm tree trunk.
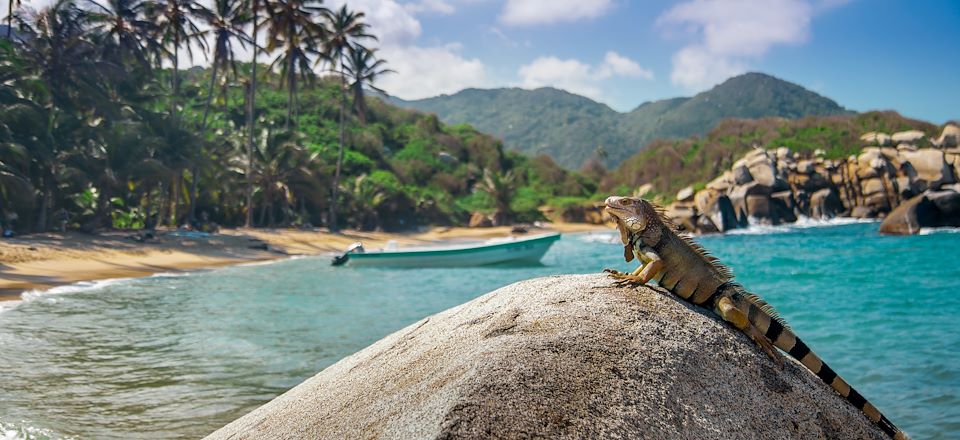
[173,171,181,225]
[286,72,293,130]
[36,188,49,232]
[200,61,221,132]
[189,165,199,222]
[285,52,295,131]
[329,64,347,233]
[246,0,259,228]
[144,185,153,230]
[172,36,180,122]
[157,181,167,226]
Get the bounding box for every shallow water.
[0,223,957,439]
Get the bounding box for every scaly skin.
[603,195,908,440]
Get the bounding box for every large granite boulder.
[665,201,697,232]
[744,149,777,187]
[205,275,890,440]
[810,188,844,219]
[891,130,925,145]
[879,189,960,235]
[706,171,735,192]
[933,124,959,148]
[898,149,955,191]
[695,189,742,232]
[860,131,892,147]
[732,160,754,185]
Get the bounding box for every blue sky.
[347,0,959,123]
[6,0,958,122]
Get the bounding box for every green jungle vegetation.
[391,72,852,169]
[0,0,597,234]
[601,111,941,201]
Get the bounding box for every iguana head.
[605,196,661,262]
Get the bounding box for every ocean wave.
[919,227,960,235]
[726,216,878,236]
[577,232,619,244]
[0,300,22,314]
[19,277,133,304]
[1,419,72,440]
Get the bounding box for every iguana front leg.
[605,247,663,287]
[604,265,646,287]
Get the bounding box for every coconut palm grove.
[0,0,599,234]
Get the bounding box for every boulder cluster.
[667,123,960,235]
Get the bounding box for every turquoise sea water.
[0,222,958,439]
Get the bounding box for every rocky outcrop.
[665,126,960,234]
[932,123,959,148]
[879,189,960,235]
[206,275,889,440]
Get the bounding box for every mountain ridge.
[388,72,853,169]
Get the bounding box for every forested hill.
[389,72,852,169]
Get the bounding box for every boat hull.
[346,233,561,268]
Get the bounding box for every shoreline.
[0,223,609,301]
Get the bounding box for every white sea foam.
[19,277,132,304]
[725,216,877,236]
[235,255,307,267]
[0,420,72,440]
[149,271,186,278]
[0,300,22,314]
[577,232,619,244]
[919,227,960,235]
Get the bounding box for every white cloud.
[500,0,613,26]
[658,0,822,90]
[519,57,601,99]
[404,0,455,15]
[378,44,489,98]
[328,0,423,45]
[598,51,654,80]
[517,51,653,101]
[325,0,490,99]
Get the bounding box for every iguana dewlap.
[603,195,908,440]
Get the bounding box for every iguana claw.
[604,268,647,287]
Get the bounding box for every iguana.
[602,195,908,440]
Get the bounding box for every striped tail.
[747,304,908,440]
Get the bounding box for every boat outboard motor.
[331,242,365,266]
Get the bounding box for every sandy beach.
[0,223,609,300]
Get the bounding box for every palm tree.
[322,4,374,232]
[196,0,251,132]
[263,0,326,131]
[477,168,517,226]
[244,0,269,228]
[343,46,392,125]
[148,0,211,223]
[5,0,21,39]
[148,0,209,122]
[10,0,106,230]
[344,173,387,230]
[245,130,322,226]
[87,0,158,69]
[16,0,104,109]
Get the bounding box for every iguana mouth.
[603,196,632,222]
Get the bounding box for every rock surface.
[879,189,960,235]
[205,274,888,440]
